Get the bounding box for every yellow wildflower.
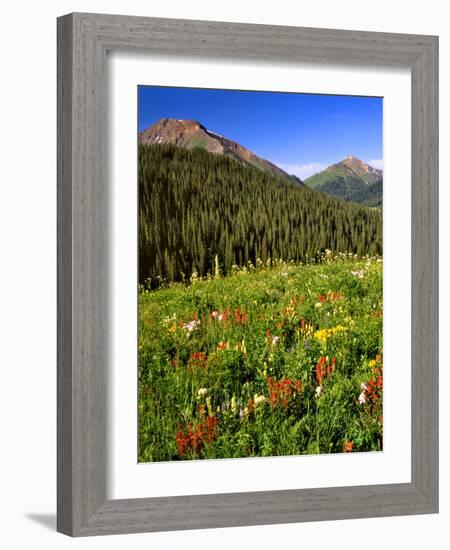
[314,325,346,344]
[206,396,213,417]
[231,395,237,414]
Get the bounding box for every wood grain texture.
[410,36,439,505]
[57,13,74,535]
[57,12,439,537]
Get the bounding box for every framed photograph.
[57,12,438,536]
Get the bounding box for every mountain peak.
[304,155,383,207]
[341,155,366,168]
[337,156,382,180]
[140,118,302,184]
[149,118,206,132]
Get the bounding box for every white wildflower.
[315,386,323,397]
[254,394,267,407]
[272,336,281,346]
[183,319,200,333]
[162,313,176,325]
[360,382,368,391]
[197,388,208,398]
[351,269,365,279]
[358,392,367,404]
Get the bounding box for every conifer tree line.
[317,176,383,207]
[139,144,382,286]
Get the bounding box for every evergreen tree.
[139,144,382,286]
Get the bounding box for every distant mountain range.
[140,118,303,184]
[304,156,383,207]
[140,119,382,207]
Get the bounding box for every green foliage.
[305,165,353,188]
[139,144,382,286]
[138,255,383,461]
[350,179,383,208]
[315,176,382,207]
[305,167,383,207]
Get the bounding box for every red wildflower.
[315,356,336,385]
[190,425,202,451]
[343,440,354,453]
[234,308,248,324]
[204,415,218,442]
[359,371,383,415]
[176,425,190,456]
[315,356,327,385]
[188,352,208,370]
[176,416,220,457]
[212,307,230,322]
[267,377,302,408]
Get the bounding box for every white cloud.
[277,162,327,180]
[367,159,384,170]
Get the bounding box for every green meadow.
[138,253,383,462]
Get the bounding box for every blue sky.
[138,86,383,179]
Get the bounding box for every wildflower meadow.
[138,252,383,462]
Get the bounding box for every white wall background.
[0,1,447,548]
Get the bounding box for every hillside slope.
[139,144,382,285]
[304,156,383,206]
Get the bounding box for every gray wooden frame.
[57,12,439,537]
